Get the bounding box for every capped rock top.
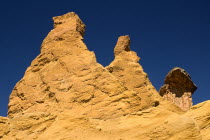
[164,67,197,94]
[159,67,197,111]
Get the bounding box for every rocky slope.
[0,12,209,140]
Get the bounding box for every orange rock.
[0,12,208,140]
[106,35,161,110]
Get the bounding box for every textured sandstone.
[106,35,161,110]
[0,12,209,140]
[159,67,197,111]
[8,12,142,119]
[0,117,9,139]
[186,100,210,140]
[1,108,203,140]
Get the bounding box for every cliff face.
[8,12,143,120]
[0,12,209,140]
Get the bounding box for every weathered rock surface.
[0,117,9,139]
[159,67,197,111]
[1,107,203,140]
[186,100,210,140]
[106,36,161,110]
[8,12,142,119]
[0,12,209,140]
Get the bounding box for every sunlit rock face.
[159,67,197,111]
[106,35,162,110]
[0,12,209,140]
[7,12,143,120]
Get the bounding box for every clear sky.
[0,0,209,117]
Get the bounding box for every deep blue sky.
[0,0,209,117]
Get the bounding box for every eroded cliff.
[0,12,209,140]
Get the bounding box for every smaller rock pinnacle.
[114,35,131,55]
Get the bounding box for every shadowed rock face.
[159,67,197,111]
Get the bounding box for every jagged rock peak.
[106,35,162,110]
[40,12,86,52]
[8,13,143,119]
[159,67,197,111]
[52,12,85,36]
[114,35,131,55]
[111,35,140,63]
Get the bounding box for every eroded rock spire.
[114,35,131,55]
[159,67,197,111]
[106,35,161,109]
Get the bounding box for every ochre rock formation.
[8,12,143,120]
[186,101,210,140]
[106,35,161,109]
[0,117,9,139]
[159,67,197,111]
[0,12,209,140]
